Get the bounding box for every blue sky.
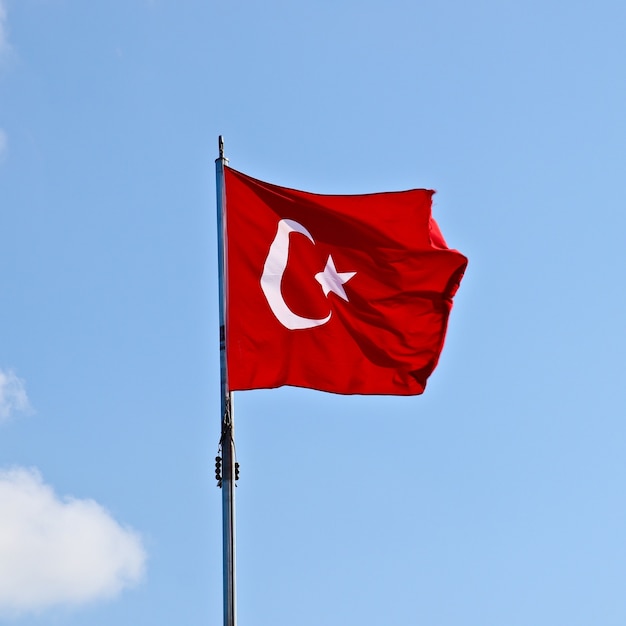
[1,1,626,625]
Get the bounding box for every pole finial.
[218,135,224,159]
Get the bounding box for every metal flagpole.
[215,135,237,626]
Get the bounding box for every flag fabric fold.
[224,166,467,396]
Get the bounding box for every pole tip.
[218,135,224,159]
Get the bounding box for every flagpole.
[215,135,237,626]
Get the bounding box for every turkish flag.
[224,166,467,396]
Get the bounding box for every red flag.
[224,166,467,396]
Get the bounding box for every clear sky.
[1,1,626,625]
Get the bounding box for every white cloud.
[0,467,146,616]
[0,0,8,57]
[0,369,30,422]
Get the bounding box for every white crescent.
[260,219,332,330]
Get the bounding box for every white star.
[314,255,356,302]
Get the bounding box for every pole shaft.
[215,137,236,626]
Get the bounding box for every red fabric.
[224,166,467,396]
